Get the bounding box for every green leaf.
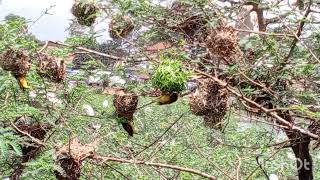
[0,140,9,159]
[9,141,22,156]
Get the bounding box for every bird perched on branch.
[158,92,179,105]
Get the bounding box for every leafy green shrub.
[65,35,97,47]
[0,14,39,52]
[21,150,62,180]
[0,128,23,159]
[151,56,190,93]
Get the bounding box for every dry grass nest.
[71,1,98,26]
[109,15,134,39]
[168,2,208,40]
[189,78,229,128]
[56,138,97,179]
[206,25,240,63]
[0,48,31,77]
[37,53,66,83]
[14,120,51,161]
[113,92,139,120]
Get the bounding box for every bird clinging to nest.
[0,48,31,90]
[113,92,138,136]
[121,121,135,137]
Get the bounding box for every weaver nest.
[206,25,240,64]
[71,0,98,26]
[189,78,229,129]
[37,53,66,83]
[113,92,138,120]
[168,1,208,41]
[0,48,31,77]
[109,15,134,39]
[55,138,97,179]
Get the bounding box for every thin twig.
[46,41,125,61]
[104,163,131,180]
[95,156,217,180]
[134,113,186,157]
[37,41,49,54]
[284,0,313,62]
[29,5,55,28]
[236,156,241,180]
[234,28,295,37]
[239,72,278,99]
[189,132,236,180]
[245,142,286,179]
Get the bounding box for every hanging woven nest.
[113,92,138,136]
[189,78,229,128]
[71,0,98,26]
[109,15,134,39]
[11,119,52,179]
[18,123,51,161]
[0,48,30,77]
[55,138,97,179]
[206,25,240,63]
[37,53,66,83]
[113,92,138,120]
[168,2,208,41]
[189,78,229,116]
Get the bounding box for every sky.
[0,0,75,41]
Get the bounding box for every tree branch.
[11,122,46,147]
[193,69,320,140]
[234,28,295,37]
[95,156,217,180]
[134,113,186,157]
[284,0,312,61]
[45,41,125,61]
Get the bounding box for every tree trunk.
[280,112,313,180]
[293,140,313,180]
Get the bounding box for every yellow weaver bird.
[14,74,30,91]
[158,92,178,105]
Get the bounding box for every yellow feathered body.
[158,92,178,105]
[17,76,30,90]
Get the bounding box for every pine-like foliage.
[0,128,23,159]
[21,150,64,180]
